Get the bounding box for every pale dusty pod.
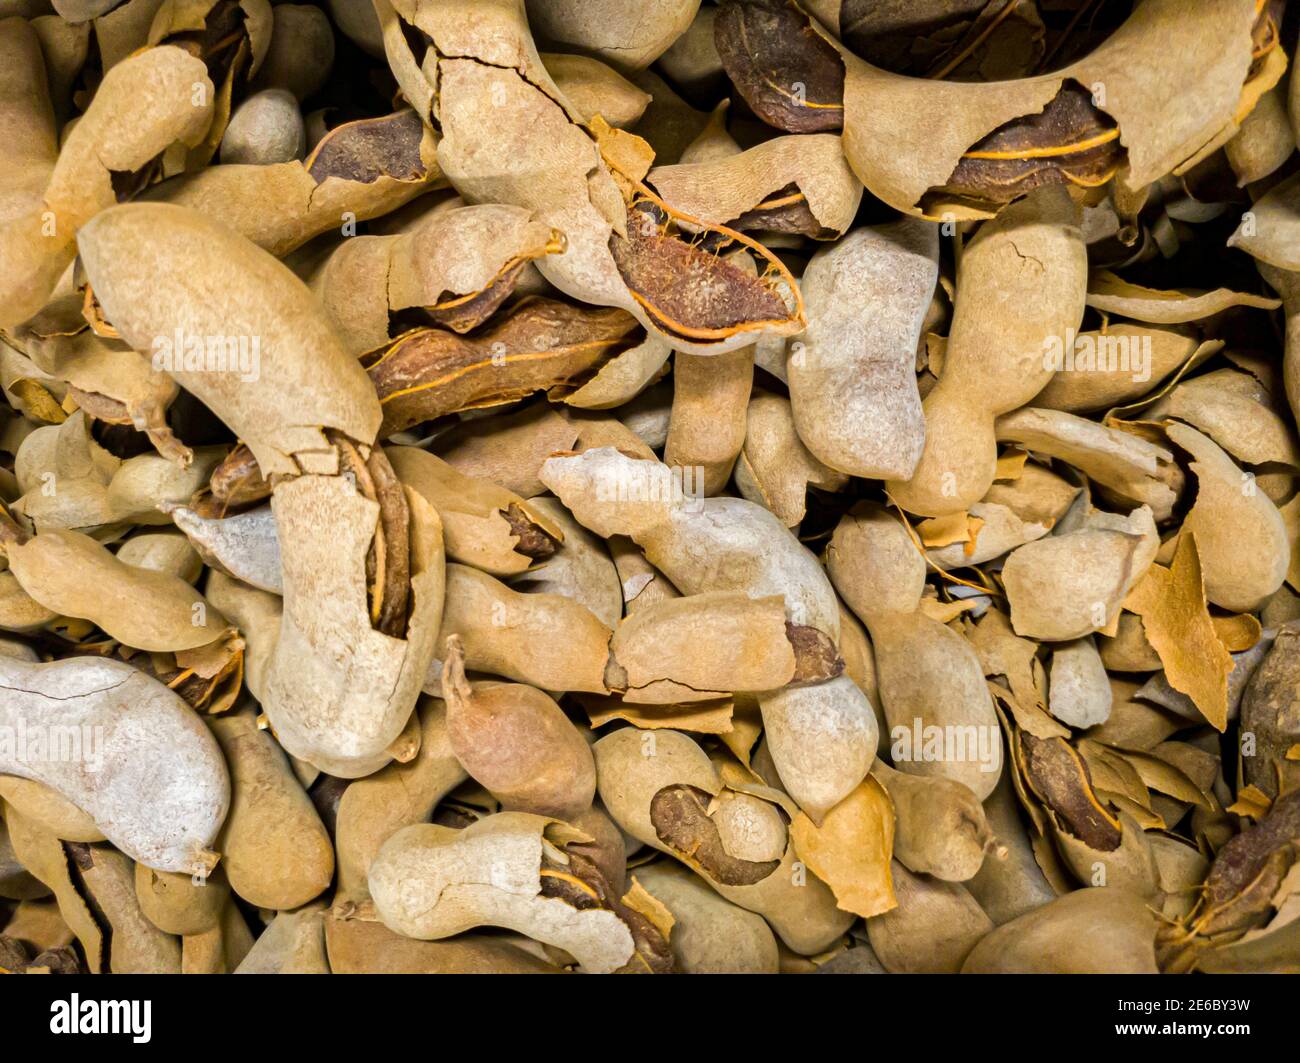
[0,655,227,874]
[827,503,1002,799]
[984,461,1082,527]
[1227,84,1295,183]
[1229,170,1300,272]
[253,4,335,101]
[369,812,671,974]
[1048,637,1113,728]
[510,496,622,629]
[865,861,993,974]
[234,902,330,974]
[524,0,701,71]
[208,710,334,910]
[609,534,680,616]
[334,698,468,902]
[204,572,281,704]
[593,727,854,954]
[790,218,938,480]
[438,562,611,694]
[387,445,562,579]
[1165,421,1289,613]
[168,504,282,595]
[1149,367,1299,469]
[541,53,652,127]
[635,861,779,974]
[221,88,305,166]
[887,188,1086,516]
[441,636,597,820]
[664,346,754,495]
[70,843,182,974]
[966,772,1057,926]
[733,390,848,528]
[3,528,230,651]
[961,887,1158,973]
[756,678,877,824]
[539,447,840,639]
[873,762,995,883]
[105,447,226,523]
[134,863,229,937]
[0,45,214,329]
[263,480,445,777]
[1001,506,1157,641]
[608,591,804,702]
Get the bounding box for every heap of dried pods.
[0,0,1298,977]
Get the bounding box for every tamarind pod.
[0,655,228,874]
[442,636,596,819]
[135,862,229,936]
[0,776,105,842]
[69,842,182,974]
[962,887,1158,973]
[369,812,665,974]
[324,911,562,974]
[168,502,283,594]
[663,346,754,496]
[181,899,256,975]
[874,762,996,883]
[208,710,333,910]
[540,447,840,640]
[261,481,444,778]
[438,562,611,694]
[76,202,381,478]
[234,901,330,973]
[966,771,1056,925]
[866,861,993,974]
[203,571,281,704]
[0,812,49,901]
[5,528,230,652]
[334,697,467,903]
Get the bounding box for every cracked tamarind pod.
[0,655,228,874]
[886,187,1087,517]
[369,811,673,974]
[872,762,999,883]
[828,502,1002,799]
[594,726,854,954]
[76,202,445,779]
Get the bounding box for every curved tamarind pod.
[334,697,468,903]
[263,481,445,778]
[1,44,214,329]
[0,655,228,874]
[790,218,938,480]
[539,447,840,639]
[76,202,380,478]
[887,187,1086,516]
[609,591,814,702]
[962,887,1158,973]
[208,710,333,910]
[873,761,997,883]
[594,727,854,954]
[370,812,671,974]
[4,527,230,652]
[441,636,597,820]
[828,503,1002,799]
[233,901,330,974]
[438,562,611,693]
